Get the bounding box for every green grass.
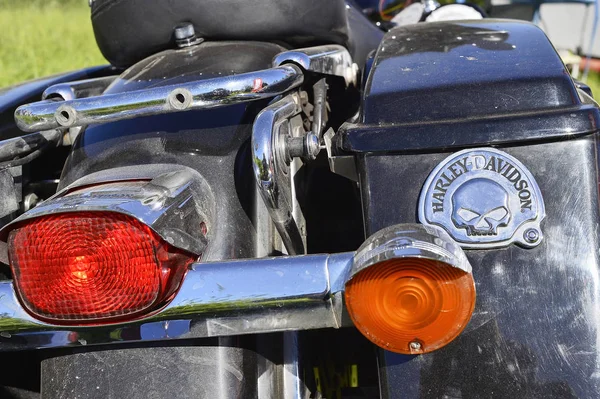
[0,0,106,87]
[585,70,600,97]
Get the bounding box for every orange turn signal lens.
[345,258,475,354]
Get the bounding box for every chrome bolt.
[524,228,540,244]
[23,193,39,212]
[174,23,203,48]
[304,133,320,161]
[174,23,195,41]
[409,341,422,351]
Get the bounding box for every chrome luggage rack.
[13,45,356,133]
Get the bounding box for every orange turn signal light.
[345,225,476,354]
[346,258,475,354]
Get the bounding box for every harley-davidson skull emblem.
[419,148,545,249]
[451,179,510,236]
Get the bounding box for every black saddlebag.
[91,0,349,67]
[336,20,600,398]
[41,345,275,399]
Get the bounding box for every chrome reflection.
[14,65,304,133]
[351,223,472,278]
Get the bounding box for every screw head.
[304,134,320,161]
[409,341,422,351]
[174,23,203,48]
[523,228,540,244]
[174,23,196,40]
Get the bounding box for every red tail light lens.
[8,212,196,324]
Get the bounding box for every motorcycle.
[0,0,598,398]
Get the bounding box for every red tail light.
[7,212,196,324]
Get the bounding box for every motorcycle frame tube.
[0,129,61,163]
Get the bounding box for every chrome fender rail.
[0,252,352,351]
[14,65,304,133]
[13,44,357,134]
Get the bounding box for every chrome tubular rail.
[0,252,353,351]
[14,65,304,133]
[42,75,117,101]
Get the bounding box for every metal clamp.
[14,65,304,133]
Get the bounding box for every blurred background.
[0,0,105,87]
[1,0,600,92]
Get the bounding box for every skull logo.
[451,179,511,236]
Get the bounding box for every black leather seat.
[91,0,351,67]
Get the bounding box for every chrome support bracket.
[252,94,305,255]
[273,45,358,87]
